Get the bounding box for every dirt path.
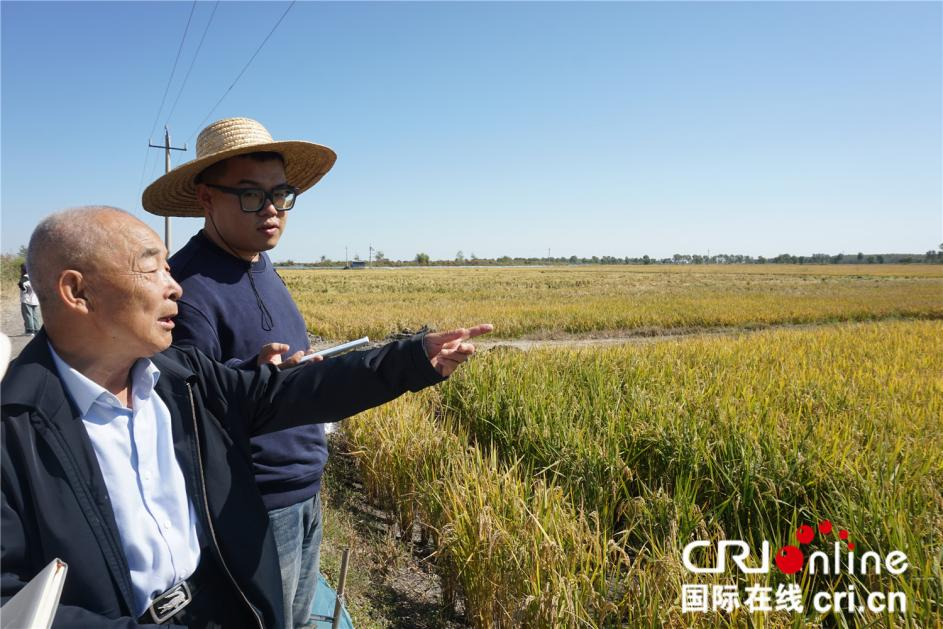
[320,438,468,628]
[2,296,925,362]
[471,320,841,352]
[1,298,35,361]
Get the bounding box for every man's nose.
[257,199,278,217]
[167,275,183,300]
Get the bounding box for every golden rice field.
[281,265,943,341]
[291,265,941,627]
[347,320,943,627]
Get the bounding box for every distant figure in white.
[18,264,41,336]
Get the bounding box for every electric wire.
[165,1,220,128]
[186,1,296,144]
[137,0,198,196]
[149,0,197,140]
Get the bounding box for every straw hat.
[142,117,337,217]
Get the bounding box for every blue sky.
[2,1,941,261]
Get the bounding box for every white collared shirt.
[49,344,202,616]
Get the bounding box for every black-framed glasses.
[205,184,299,212]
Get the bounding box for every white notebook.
[1,558,68,629]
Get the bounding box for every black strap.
[137,560,210,624]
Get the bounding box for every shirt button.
[142,471,152,482]
[163,519,172,530]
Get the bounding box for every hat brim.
[142,140,337,217]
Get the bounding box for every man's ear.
[196,183,215,218]
[58,270,90,314]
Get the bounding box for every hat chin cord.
[206,213,274,332]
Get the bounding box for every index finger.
[464,324,494,340]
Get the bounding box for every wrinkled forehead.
[92,214,167,271]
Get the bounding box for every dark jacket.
[1,331,442,628]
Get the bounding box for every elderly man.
[1,206,490,627]
[142,117,358,627]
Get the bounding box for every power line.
[137,0,198,196]
[187,1,296,143]
[165,0,220,127]
[149,0,197,140]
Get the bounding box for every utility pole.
[369,244,373,267]
[345,245,349,269]
[149,126,187,250]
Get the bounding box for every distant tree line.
[276,245,943,267]
[8,243,940,279]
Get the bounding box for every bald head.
[27,206,140,308]
[26,206,181,371]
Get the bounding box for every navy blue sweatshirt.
[170,230,322,510]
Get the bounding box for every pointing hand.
[422,324,494,377]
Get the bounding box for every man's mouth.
[158,312,176,330]
[258,222,280,236]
